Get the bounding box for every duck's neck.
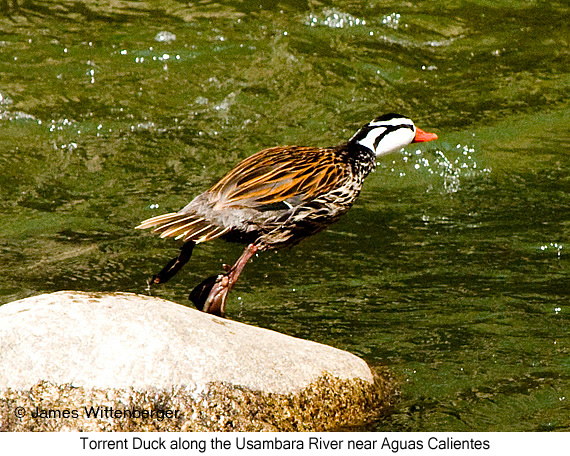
[337,142,377,179]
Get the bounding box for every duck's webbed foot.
[189,243,258,317]
[147,241,195,291]
[190,274,231,317]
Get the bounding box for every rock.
[0,291,393,431]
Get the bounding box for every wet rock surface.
[0,291,393,431]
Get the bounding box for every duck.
[137,113,438,317]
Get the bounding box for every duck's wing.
[209,146,351,210]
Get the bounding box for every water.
[1,1,568,431]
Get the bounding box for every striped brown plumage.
[137,145,361,250]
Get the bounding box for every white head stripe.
[368,118,415,129]
[357,127,386,152]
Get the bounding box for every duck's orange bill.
[413,127,438,143]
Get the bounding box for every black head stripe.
[350,125,375,143]
[372,112,402,123]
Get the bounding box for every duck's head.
[349,113,438,157]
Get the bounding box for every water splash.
[433,144,489,193]
[48,117,75,132]
[539,242,563,258]
[382,13,402,30]
[387,144,490,193]
[154,31,176,43]
[1,91,38,121]
[130,121,157,132]
[306,8,366,28]
[0,92,13,105]
[0,110,36,122]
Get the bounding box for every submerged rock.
[0,291,393,431]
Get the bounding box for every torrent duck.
[137,113,438,316]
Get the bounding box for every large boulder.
[0,291,392,431]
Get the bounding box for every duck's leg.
[190,243,258,317]
[147,241,195,288]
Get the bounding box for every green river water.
[0,1,568,431]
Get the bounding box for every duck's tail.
[136,212,230,244]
